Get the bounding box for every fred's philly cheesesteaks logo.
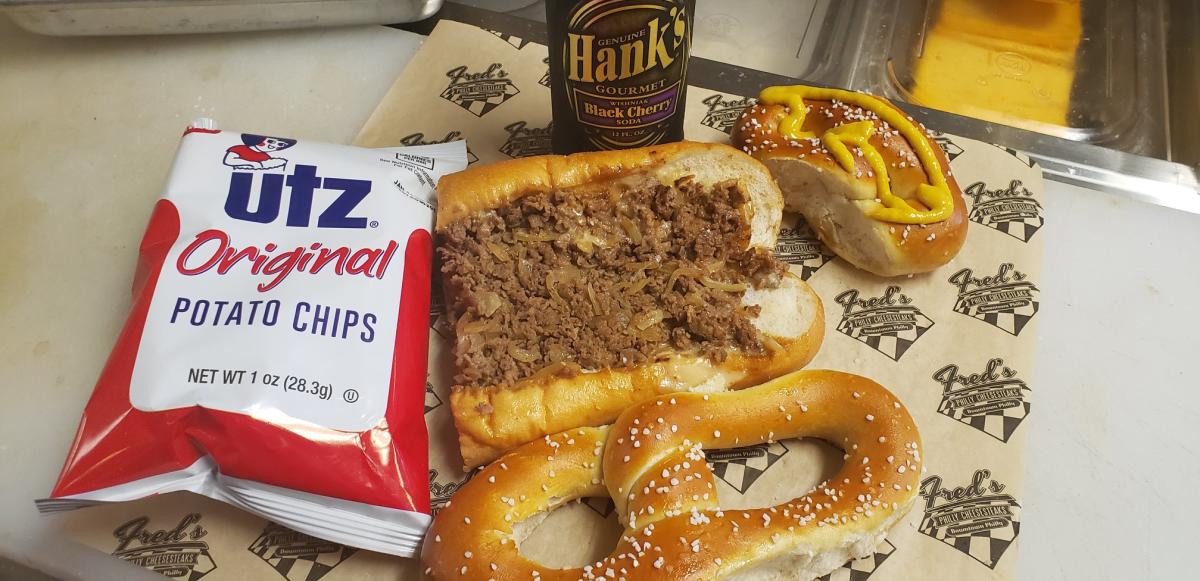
[539,56,551,88]
[424,380,442,414]
[817,539,896,581]
[430,467,476,514]
[440,63,520,117]
[926,133,964,163]
[705,441,790,494]
[400,130,479,164]
[931,133,964,163]
[919,469,1020,569]
[934,358,1030,442]
[836,286,934,361]
[248,523,357,581]
[485,28,531,50]
[700,94,755,133]
[965,179,1044,242]
[774,219,835,281]
[500,120,554,158]
[111,513,215,580]
[989,142,1037,168]
[949,263,1040,336]
[428,277,454,340]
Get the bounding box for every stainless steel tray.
[428,1,1200,214]
[0,0,443,35]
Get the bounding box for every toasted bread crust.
[449,276,824,468]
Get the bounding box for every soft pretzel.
[731,85,968,277]
[437,142,825,468]
[421,370,922,579]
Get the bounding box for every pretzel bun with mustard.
[732,85,968,277]
[436,142,824,468]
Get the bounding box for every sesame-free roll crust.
[450,274,824,468]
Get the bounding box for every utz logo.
[440,63,520,117]
[774,220,835,280]
[223,134,295,171]
[248,523,357,581]
[705,441,789,494]
[949,263,1040,336]
[919,469,1020,569]
[700,94,755,134]
[500,120,553,158]
[932,134,964,163]
[934,358,1030,442]
[539,56,551,87]
[400,130,479,164]
[965,180,1044,242]
[485,28,531,49]
[835,286,934,361]
[817,539,896,581]
[222,137,373,229]
[111,513,216,580]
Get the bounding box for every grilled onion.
[514,230,559,242]
[633,309,665,331]
[508,345,541,363]
[527,361,582,382]
[574,232,607,255]
[625,260,660,272]
[459,319,497,335]
[484,241,511,262]
[625,277,652,294]
[619,217,643,244]
[476,290,505,317]
[667,266,703,290]
[763,336,785,353]
[586,282,603,315]
[545,344,572,363]
[701,277,748,292]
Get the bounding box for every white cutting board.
[2,14,1200,581]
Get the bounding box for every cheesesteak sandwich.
[436,142,824,468]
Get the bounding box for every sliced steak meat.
[437,175,786,389]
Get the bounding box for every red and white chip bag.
[38,121,467,557]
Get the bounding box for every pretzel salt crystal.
[422,370,922,579]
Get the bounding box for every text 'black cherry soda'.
[547,0,695,153]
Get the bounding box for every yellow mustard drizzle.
[757,85,954,224]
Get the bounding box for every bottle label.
[559,0,690,149]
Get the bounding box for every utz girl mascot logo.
[223,134,297,170]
